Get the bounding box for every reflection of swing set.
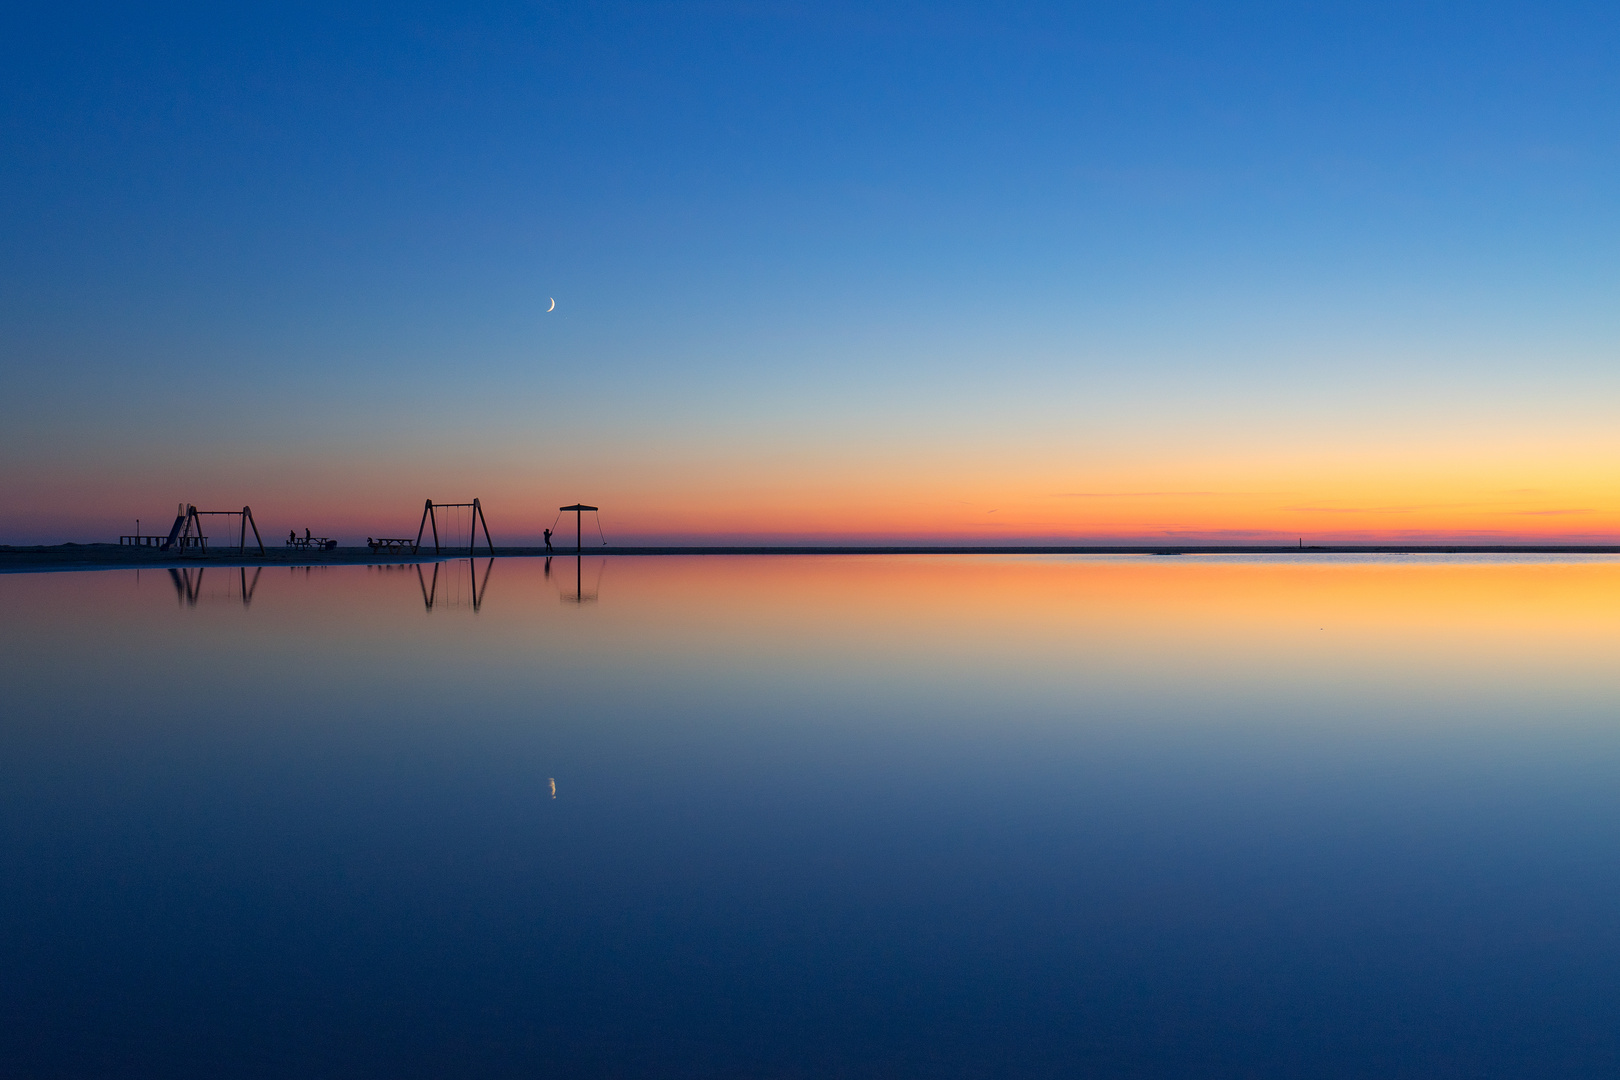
[167,565,262,608]
[417,558,494,612]
[413,499,494,557]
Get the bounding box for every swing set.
[170,504,265,557]
[413,498,495,557]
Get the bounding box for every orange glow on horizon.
[9,436,1620,545]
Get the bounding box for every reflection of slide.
[158,514,186,552]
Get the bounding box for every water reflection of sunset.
[16,554,1620,650]
[8,555,1620,1078]
[14,556,1617,742]
[555,556,1620,715]
[562,553,1620,646]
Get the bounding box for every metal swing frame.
[414,498,495,557]
[175,505,266,557]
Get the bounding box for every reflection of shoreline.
[11,543,1620,575]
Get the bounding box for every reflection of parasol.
[554,555,604,605]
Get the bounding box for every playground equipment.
[414,499,494,557]
[179,508,264,557]
[166,504,264,556]
[119,518,169,547]
[125,505,203,551]
[555,503,605,553]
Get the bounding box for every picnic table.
[367,537,416,552]
[286,536,338,550]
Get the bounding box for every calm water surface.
[4,554,1620,1077]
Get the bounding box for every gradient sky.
[4,1,1620,544]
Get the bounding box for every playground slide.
[158,514,186,552]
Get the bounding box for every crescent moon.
[547,298,555,312]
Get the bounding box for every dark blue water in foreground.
[4,554,1620,1078]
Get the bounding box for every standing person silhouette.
[543,528,553,553]
[288,530,296,544]
[305,528,311,543]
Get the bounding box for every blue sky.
[4,2,1620,542]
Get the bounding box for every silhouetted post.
[238,506,264,556]
[472,497,494,557]
[559,504,597,554]
[414,500,439,555]
[245,507,263,556]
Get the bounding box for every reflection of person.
[543,528,552,553]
